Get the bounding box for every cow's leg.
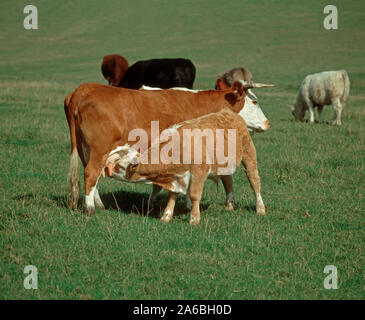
[188,172,206,225]
[184,181,192,211]
[148,184,162,209]
[84,157,104,215]
[332,99,342,126]
[94,187,105,209]
[161,191,178,223]
[241,149,265,216]
[308,102,315,123]
[184,194,192,211]
[317,105,324,123]
[220,175,235,210]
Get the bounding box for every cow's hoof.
[189,216,200,225]
[67,198,78,210]
[226,202,234,211]
[95,201,105,210]
[161,216,172,223]
[256,206,266,216]
[85,206,96,216]
[161,210,173,223]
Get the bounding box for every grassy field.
[0,0,364,299]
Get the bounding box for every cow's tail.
[341,70,350,105]
[64,93,80,209]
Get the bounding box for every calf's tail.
[64,93,80,209]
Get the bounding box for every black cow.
[119,58,196,89]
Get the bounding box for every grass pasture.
[0,0,364,299]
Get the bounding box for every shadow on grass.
[240,205,256,214]
[51,190,211,220]
[282,119,332,125]
[12,193,36,201]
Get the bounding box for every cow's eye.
[252,100,258,105]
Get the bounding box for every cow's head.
[290,104,306,122]
[218,79,274,132]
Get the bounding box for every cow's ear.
[232,81,245,100]
[215,78,230,90]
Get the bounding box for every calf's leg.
[161,191,178,223]
[185,175,234,211]
[148,184,162,209]
[184,193,193,211]
[220,175,235,210]
[188,171,207,225]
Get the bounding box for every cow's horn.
[241,83,255,90]
[251,82,275,88]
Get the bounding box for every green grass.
[0,0,364,299]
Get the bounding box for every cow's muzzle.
[257,120,270,132]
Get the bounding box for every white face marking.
[106,145,150,183]
[108,144,130,156]
[107,145,140,171]
[239,89,269,132]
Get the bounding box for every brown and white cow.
[101,54,129,86]
[103,107,265,225]
[64,81,273,215]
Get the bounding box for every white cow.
[291,70,350,126]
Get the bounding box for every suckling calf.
[105,108,265,225]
